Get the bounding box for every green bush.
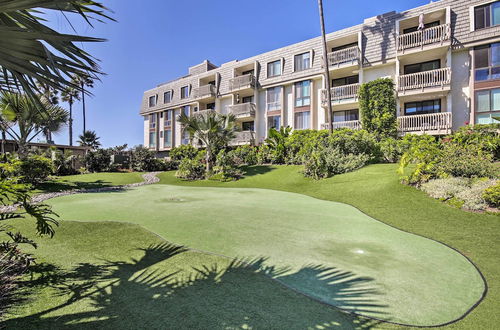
[131,146,165,171]
[256,144,273,165]
[285,129,329,164]
[52,150,78,176]
[265,126,292,164]
[483,182,500,208]
[359,78,397,138]
[18,155,53,184]
[231,145,257,166]
[437,143,497,179]
[85,149,112,172]
[175,153,205,180]
[398,137,442,185]
[211,149,243,181]
[170,145,198,162]
[449,124,500,160]
[303,146,369,180]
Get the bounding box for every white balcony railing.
[192,84,216,99]
[267,102,281,111]
[398,112,452,134]
[321,83,360,105]
[321,120,362,130]
[228,102,256,118]
[397,23,451,52]
[398,68,451,92]
[230,131,255,145]
[327,46,359,67]
[229,74,256,91]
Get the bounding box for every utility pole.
[318,0,333,134]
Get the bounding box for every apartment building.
[140,0,500,154]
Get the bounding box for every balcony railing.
[327,46,359,67]
[398,68,451,92]
[321,120,362,130]
[398,112,452,134]
[192,84,216,99]
[321,83,360,105]
[230,131,255,146]
[228,102,256,118]
[397,23,451,52]
[229,74,256,91]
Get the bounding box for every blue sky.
[46,0,430,147]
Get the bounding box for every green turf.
[34,172,144,193]
[41,183,484,326]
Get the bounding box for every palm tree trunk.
[206,146,212,176]
[69,99,73,146]
[318,0,334,134]
[81,81,86,134]
[1,130,6,161]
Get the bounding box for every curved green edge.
[44,184,485,326]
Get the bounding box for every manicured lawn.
[3,164,499,329]
[34,172,145,193]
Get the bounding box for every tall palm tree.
[178,112,238,174]
[78,130,101,150]
[317,0,334,134]
[0,1,112,96]
[36,82,60,143]
[0,92,69,158]
[61,85,80,146]
[73,74,94,134]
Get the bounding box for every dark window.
[208,80,216,85]
[403,20,440,34]
[332,42,358,52]
[242,96,254,103]
[404,59,440,74]
[163,91,171,103]
[332,75,359,87]
[333,109,359,122]
[181,86,189,99]
[242,121,254,131]
[148,95,156,107]
[206,103,215,110]
[474,43,500,81]
[267,60,282,77]
[294,52,311,71]
[475,1,500,30]
[268,115,281,130]
[404,99,441,115]
[242,69,254,76]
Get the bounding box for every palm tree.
[317,0,333,134]
[78,130,101,150]
[73,74,94,134]
[0,1,112,96]
[61,85,81,146]
[36,82,60,143]
[177,112,238,174]
[0,92,69,158]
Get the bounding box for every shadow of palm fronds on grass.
[5,243,384,329]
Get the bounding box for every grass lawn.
[33,172,145,194]
[2,164,499,329]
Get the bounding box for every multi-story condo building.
[140,0,500,155]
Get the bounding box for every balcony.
[193,109,215,117]
[192,84,216,99]
[230,131,255,146]
[228,102,256,119]
[398,68,451,95]
[327,46,359,67]
[321,83,360,106]
[398,112,452,135]
[321,120,361,130]
[229,74,256,91]
[397,24,451,54]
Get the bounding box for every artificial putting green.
[44,184,485,326]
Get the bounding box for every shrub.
[449,124,500,160]
[359,78,397,138]
[231,145,257,166]
[175,152,205,180]
[378,137,402,163]
[437,143,497,179]
[18,155,53,184]
[85,149,111,172]
[328,129,380,161]
[170,145,198,162]
[52,150,77,176]
[285,129,329,164]
[399,137,443,185]
[265,126,292,164]
[256,144,273,165]
[303,146,369,180]
[131,146,165,171]
[211,150,243,181]
[483,182,500,208]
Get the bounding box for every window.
[476,88,500,124]
[403,20,440,34]
[181,86,189,99]
[404,99,441,115]
[182,105,190,117]
[267,60,282,77]
[242,121,254,131]
[267,87,281,111]
[242,96,254,103]
[294,52,311,71]
[268,115,281,130]
[148,95,157,107]
[164,130,172,147]
[333,109,359,122]
[163,91,172,103]
[206,103,215,110]
[242,69,254,76]
[404,60,440,74]
[474,43,500,81]
[332,75,359,87]
[294,111,310,129]
[474,1,500,30]
[164,110,172,127]
[181,130,190,145]
[149,132,156,148]
[295,80,311,107]
[149,114,156,129]
[332,42,358,52]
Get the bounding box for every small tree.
[78,130,101,150]
[359,78,397,138]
